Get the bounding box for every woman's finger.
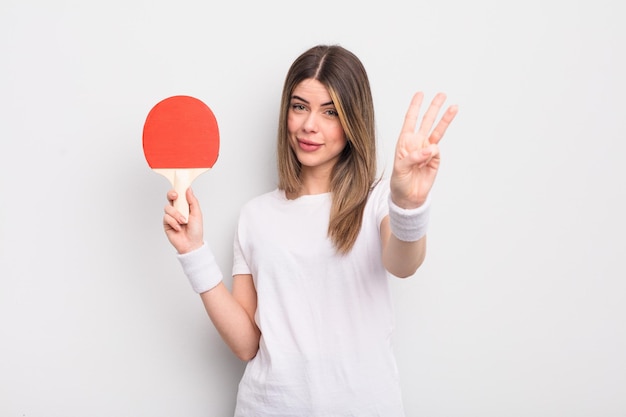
[167,189,178,204]
[186,188,202,218]
[405,143,439,168]
[163,212,182,232]
[400,92,424,136]
[164,203,187,225]
[428,104,459,145]
[417,93,447,140]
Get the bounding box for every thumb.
[186,187,202,217]
[411,143,439,167]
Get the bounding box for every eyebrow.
[291,95,334,107]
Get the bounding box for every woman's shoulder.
[239,188,284,213]
[236,188,289,231]
[365,177,391,224]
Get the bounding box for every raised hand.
[163,187,205,254]
[390,92,458,209]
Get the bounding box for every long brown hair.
[277,45,377,254]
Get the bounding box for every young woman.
[163,44,458,416]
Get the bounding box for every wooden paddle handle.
[153,168,209,223]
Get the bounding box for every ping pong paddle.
[142,95,219,223]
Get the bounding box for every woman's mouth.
[297,139,322,152]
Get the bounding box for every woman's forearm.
[200,281,260,361]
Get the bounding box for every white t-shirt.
[232,179,405,417]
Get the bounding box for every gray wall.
[1,0,624,416]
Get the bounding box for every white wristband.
[388,195,431,242]
[176,242,223,293]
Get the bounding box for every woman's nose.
[303,112,318,132]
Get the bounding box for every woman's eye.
[291,104,306,111]
[326,109,339,117]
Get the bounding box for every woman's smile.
[296,137,323,152]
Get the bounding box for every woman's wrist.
[176,242,223,293]
[177,240,204,255]
[388,195,431,242]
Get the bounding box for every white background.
[1,0,625,416]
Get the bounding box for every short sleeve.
[370,178,391,229]
[232,220,251,276]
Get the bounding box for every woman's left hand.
[390,92,458,209]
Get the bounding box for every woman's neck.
[287,168,331,199]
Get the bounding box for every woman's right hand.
[163,187,204,254]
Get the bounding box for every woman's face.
[287,78,347,175]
